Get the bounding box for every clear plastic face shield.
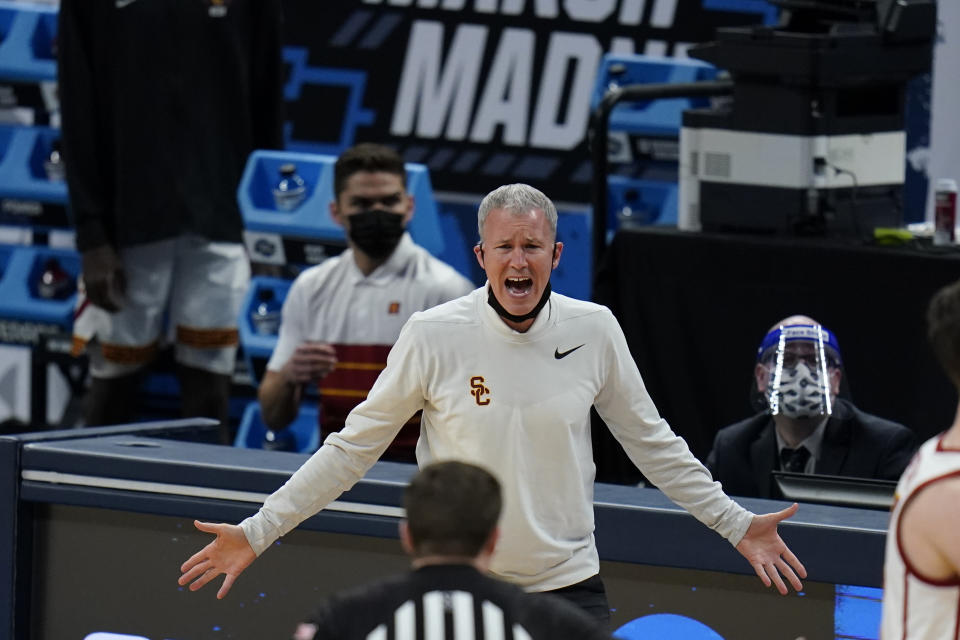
[755,324,843,419]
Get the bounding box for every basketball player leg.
[170,235,250,444]
[177,363,232,438]
[84,372,146,426]
[73,240,175,426]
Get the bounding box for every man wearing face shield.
[257,144,473,461]
[706,315,917,499]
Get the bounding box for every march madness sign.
[281,0,773,203]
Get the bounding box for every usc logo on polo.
[470,376,490,406]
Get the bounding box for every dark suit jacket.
[705,399,917,499]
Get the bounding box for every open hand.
[178,520,256,599]
[735,503,807,595]
[283,342,338,384]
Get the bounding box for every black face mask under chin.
[347,209,405,260]
[487,282,552,324]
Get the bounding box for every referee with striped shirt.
[291,461,610,640]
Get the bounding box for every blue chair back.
[234,401,320,454]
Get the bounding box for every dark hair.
[333,143,406,199]
[403,461,502,558]
[927,278,960,386]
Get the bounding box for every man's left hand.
[735,502,807,595]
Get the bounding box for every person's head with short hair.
[333,143,407,200]
[927,278,960,389]
[473,184,563,333]
[476,183,558,241]
[400,460,502,567]
[330,143,413,267]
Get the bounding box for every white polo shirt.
[266,233,473,459]
[268,233,473,368]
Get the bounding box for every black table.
[592,227,960,482]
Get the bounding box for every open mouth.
[505,276,533,295]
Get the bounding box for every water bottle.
[250,288,281,335]
[262,428,297,452]
[43,140,65,182]
[933,178,958,246]
[272,163,306,211]
[36,257,74,300]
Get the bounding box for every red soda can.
[934,178,958,245]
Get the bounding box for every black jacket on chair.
[705,399,917,499]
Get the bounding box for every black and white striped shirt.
[303,565,609,640]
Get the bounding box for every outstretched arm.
[178,520,257,599]
[735,503,807,595]
[181,321,428,596]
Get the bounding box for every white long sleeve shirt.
[241,287,754,591]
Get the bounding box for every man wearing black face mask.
[345,208,407,260]
[706,315,917,499]
[257,144,473,461]
[183,184,813,625]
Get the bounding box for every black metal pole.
[589,79,734,292]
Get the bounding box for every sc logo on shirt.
[470,376,490,406]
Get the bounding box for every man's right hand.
[179,520,257,600]
[81,245,126,312]
[260,343,337,430]
[282,342,338,385]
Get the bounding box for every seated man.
[291,460,610,640]
[258,144,473,461]
[707,315,917,499]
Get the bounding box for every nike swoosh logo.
[554,344,585,360]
